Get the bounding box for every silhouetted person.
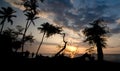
[31,52,35,58]
[24,50,30,58]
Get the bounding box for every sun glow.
[66,46,77,52]
[65,45,78,58]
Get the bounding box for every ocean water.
[76,54,120,63]
[104,54,120,63]
[41,54,120,63]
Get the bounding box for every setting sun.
[66,46,77,52]
[65,45,78,58]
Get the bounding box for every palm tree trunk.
[55,33,67,57]
[55,42,67,57]
[36,32,45,56]
[0,19,5,34]
[96,44,103,61]
[21,20,30,52]
[15,49,18,52]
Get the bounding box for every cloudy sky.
[0,0,120,56]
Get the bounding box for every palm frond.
[0,19,5,25]
[7,18,13,25]
[1,7,7,12]
[83,19,109,48]
[11,15,17,17]
[0,16,4,18]
[33,17,39,20]
[0,10,5,14]
[31,20,35,26]
[38,22,62,37]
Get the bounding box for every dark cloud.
[38,0,120,33]
[38,0,73,27]
[4,0,120,34]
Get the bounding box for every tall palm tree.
[36,22,62,55]
[83,19,109,61]
[21,0,41,53]
[21,11,39,52]
[23,0,44,14]
[55,33,67,57]
[0,7,16,34]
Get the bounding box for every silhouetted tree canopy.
[83,19,109,61]
[38,22,62,37]
[36,22,62,55]
[21,0,39,53]
[0,7,16,34]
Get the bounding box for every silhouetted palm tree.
[83,19,109,61]
[36,22,62,55]
[24,34,34,43]
[0,7,16,34]
[55,33,67,57]
[23,0,37,13]
[21,0,40,53]
[14,0,44,13]
[21,11,39,52]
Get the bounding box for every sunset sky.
[0,0,120,57]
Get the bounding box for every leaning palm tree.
[0,7,16,34]
[82,19,109,61]
[36,22,62,55]
[54,33,67,57]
